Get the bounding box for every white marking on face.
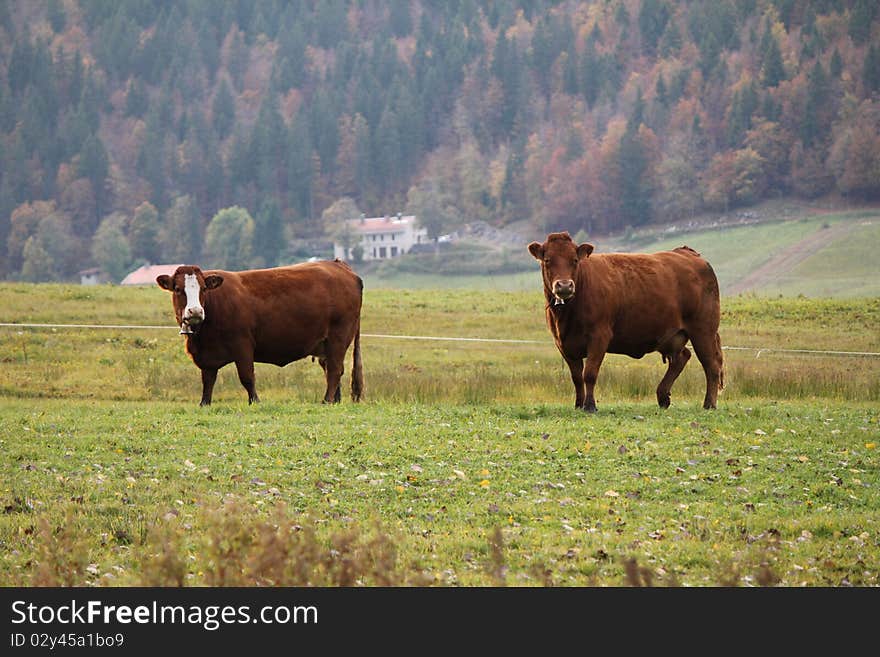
[182,274,204,323]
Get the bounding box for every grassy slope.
[0,284,878,586]
[362,210,880,296]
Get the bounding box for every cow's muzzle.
[552,279,575,304]
[180,310,204,335]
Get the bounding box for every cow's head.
[156,266,223,334]
[527,232,594,305]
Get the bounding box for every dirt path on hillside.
[726,223,855,295]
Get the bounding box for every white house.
[333,214,427,261]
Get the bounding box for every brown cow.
[527,232,723,412]
[157,260,364,406]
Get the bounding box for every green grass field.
[0,284,878,586]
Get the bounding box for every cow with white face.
[156,266,223,334]
[156,261,364,407]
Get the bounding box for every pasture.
[0,283,878,586]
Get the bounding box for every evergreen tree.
[47,0,66,33]
[726,79,759,147]
[389,0,412,37]
[639,0,670,56]
[286,113,313,221]
[253,199,284,268]
[212,78,236,139]
[802,61,829,146]
[761,33,786,88]
[864,44,880,96]
[619,110,652,226]
[655,73,668,107]
[848,0,876,45]
[129,201,161,264]
[161,195,201,264]
[124,77,148,117]
[76,134,109,217]
[829,49,843,80]
[309,89,340,178]
[374,105,402,197]
[659,17,682,56]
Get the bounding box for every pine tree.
[761,34,786,88]
[802,62,829,146]
[863,44,880,96]
[47,0,66,33]
[161,195,201,264]
[389,0,412,37]
[848,0,876,45]
[129,201,161,264]
[253,199,284,267]
[76,134,109,218]
[580,43,603,108]
[639,0,670,56]
[212,78,236,139]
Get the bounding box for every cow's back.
[583,248,719,356]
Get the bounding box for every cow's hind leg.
[656,330,690,409]
[200,368,218,406]
[656,346,691,408]
[320,339,347,404]
[690,331,724,409]
[234,357,260,404]
[317,356,342,403]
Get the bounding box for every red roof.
[349,215,417,233]
[120,264,184,285]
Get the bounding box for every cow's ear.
[527,242,545,260]
[204,274,224,290]
[577,243,594,260]
[156,275,173,291]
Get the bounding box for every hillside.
[361,203,880,297]
[0,1,879,282]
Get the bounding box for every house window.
[390,246,398,257]
[379,247,387,258]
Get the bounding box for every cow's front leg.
[582,337,609,413]
[234,357,259,404]
[563,355,585,409]
[200,368,217,406]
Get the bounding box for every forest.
[0,0,878,281]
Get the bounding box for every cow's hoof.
[582,403,597,414]
[199,400,211,407]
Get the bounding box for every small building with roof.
[120,264,184,286]
[332,214,426,261]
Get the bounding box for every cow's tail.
[716,332,725,392]
[351,314,364,402]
